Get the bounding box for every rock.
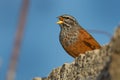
[109,26,120,80]
[33,27,120,80]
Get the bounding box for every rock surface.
[33,27,120,80]
[109,26,120,80]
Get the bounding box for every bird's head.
[57,14,79,29]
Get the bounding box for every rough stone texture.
[109,26,120,80]
[33,77,42,80]
[33,27,120,80]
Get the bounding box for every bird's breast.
[59,30,79,47]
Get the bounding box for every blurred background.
[0,0,120,80]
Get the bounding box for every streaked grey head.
[57,14,79,29]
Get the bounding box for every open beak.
[57,20,63,24]
[57,17,64,24]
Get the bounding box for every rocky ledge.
[33,26,120,80]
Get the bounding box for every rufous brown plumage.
[57,14,101,58]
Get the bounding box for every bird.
[57,14,101,58]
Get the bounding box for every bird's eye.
[65,17,69,19]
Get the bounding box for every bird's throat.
[60,27,79,47]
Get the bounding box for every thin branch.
[87,29,112,38]
[6,0,29,80]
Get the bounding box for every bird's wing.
[79,28,101,49]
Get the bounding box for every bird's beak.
[57,20,63,24]
[57,17,64,24]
